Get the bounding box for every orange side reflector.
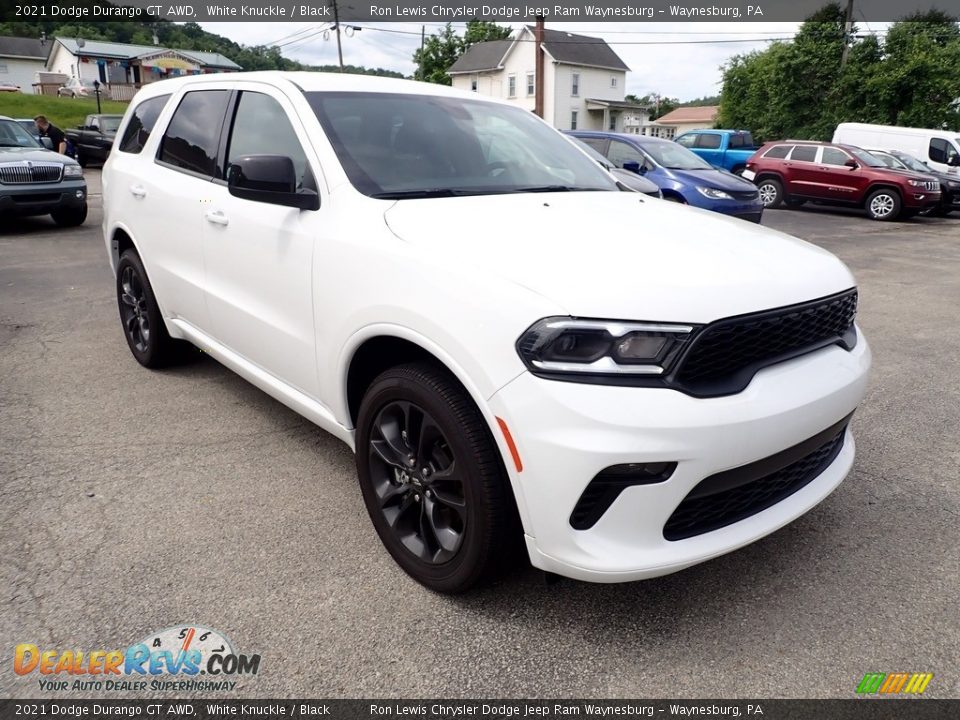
[495,416,523,473]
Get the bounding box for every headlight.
[907,179,930,187]
[63,165,83,178]
[516,317,698,381]
[696,186,733,200]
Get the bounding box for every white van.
[833,122,960,174]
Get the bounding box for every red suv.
[743,141,941,221]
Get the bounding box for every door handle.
[129,185,146,199]
[205,210,229,227]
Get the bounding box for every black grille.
[673,289,857,395]
[730,189,760,201]
[663,416,850,541]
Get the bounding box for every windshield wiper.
[370,188,461,199]
[514,185,609,193]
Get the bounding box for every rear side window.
[158,90,230,177]
[118,94,170,154]
[789,146,817,162]
[763,145,791,159]
[696,134,722,149]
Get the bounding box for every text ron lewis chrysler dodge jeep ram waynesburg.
[102,73,871,593]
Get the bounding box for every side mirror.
[622,160,642,174]
[40,137,53,150]
[227,155,319,211]
[845,159,858,170]
[948,156,960,167]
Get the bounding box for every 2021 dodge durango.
[102,73,871,593]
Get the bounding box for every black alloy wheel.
[119,264,151,355]
[356,364,518,593]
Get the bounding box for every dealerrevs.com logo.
[14,625,261,693]
[856,672,934,696]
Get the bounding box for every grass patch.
[0,94,128,130]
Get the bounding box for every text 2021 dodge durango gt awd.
[102,72,871,592]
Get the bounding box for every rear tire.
[51,204,87,227]
[865,188,901,221]
[116,250,187,368]
[355,363,517,593]
[757,178,784,209]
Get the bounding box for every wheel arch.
[863,183,903,205]
[339,327,532,533]
[108,223,141,276]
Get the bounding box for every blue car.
[567,131,764,223]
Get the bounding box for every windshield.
[890,152,931,173]
[870,152,906,170]
[849,148,885,168]
[0,119,41,148]
[306,92,618,198]
[642,141,714,170]
[99,117,122,133]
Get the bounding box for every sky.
[198,21,814,101]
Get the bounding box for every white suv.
[103,73,871,592]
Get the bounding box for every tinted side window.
[789,146,817,162]
[929,138,958,164]
[764,145,792,159]
[697,134,722,149]
[226,91,309,188]
[158,90,230,177]
[676,134,697,148]
[119,94,171,154]
[607,139,645,168]
[729,134,744,148]
[821,147,850,166]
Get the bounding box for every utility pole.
[332,1,344,72]
[534,17,545,118]
[419,25,425,81]
[840,0,854,69]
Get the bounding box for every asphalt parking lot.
[2,171,958,699]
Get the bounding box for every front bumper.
[489,331,871,583]
[0,179,87,216]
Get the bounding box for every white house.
[448,26,647,133]
[0,36,50,94]
[45,37,240,101]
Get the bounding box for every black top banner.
[1,0,957,22]
[2,700,960,720]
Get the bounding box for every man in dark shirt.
[34,115,67,154]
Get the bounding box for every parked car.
[569,131,764,222]
[13,118,51,148]
[744,140,941,221]
[104,73,870,592]
[0,80,21,93]
[0,115,87,226]
[57,78,98,98]
[66,114,124,167]
[565,134,661,197]
[675,129,757,175]
[866,148,960,217]
[833,122,960,175]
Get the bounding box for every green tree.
[413,21,510,84]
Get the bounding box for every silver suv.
[0,116,87,227]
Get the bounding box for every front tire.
[51,204,87,227]
[865,188,901,221]
[115,250,185,368]
[356,363,516,593]
[757,178,784,208]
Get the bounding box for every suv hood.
[0,146,79,165]
[383,191,855,324]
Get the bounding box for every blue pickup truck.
[674,129,758,175]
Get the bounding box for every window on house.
[608,114,617,131]
[507,75,516,98]
[571,73,579,97]
[610,77,617,88]
[471,78,478,92]
[0,64,8,74]
[526,73,534,96]
[571,110,578,130]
